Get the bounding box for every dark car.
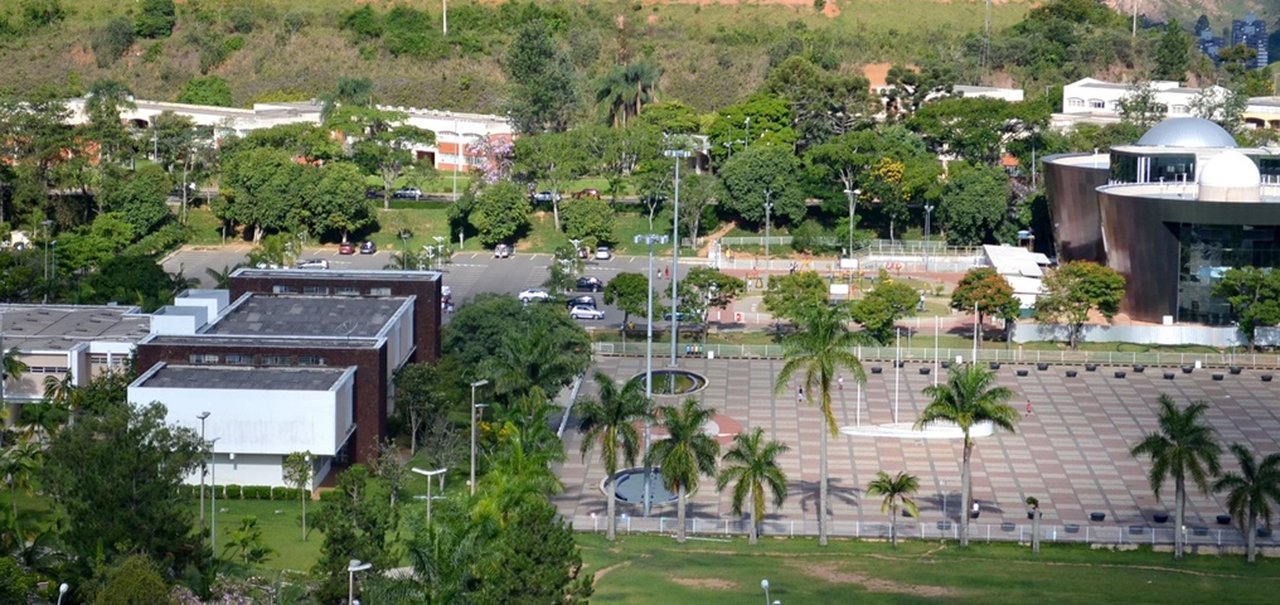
[565,295,597,309]
[576,276,604,292]
[531,191,561,203]
[360,241,377,254]
[338,242,356,255]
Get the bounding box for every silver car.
[569,305,605,320]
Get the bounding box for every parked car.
[572,188,601,199]
[297,259,330,270]
[338,242,356,255]
[663,310,691,322]
[531,191,561,203]
[518,288,550,303]
[254,261,282,270]
[365,188,383,199]
[393,187,423,199]
[360,241,377,254]
[569,305,605,320]
[576,276,604,292]
[594,246,612,260]
[565,295,597,309]
[494,243,512,259]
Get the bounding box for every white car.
[518,288,550,303]
[569,305,605,320]
[494,244,512,259]
[594,246,612,260]
[296,259,329,270]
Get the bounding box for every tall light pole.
[411,467,447,525]
[41,219,52,304]
[634,232,667,517]
[664,148,691,369]
[197,411,210,528]
[348,559,373,605]
[56,583,68,605]
[209,437,220,559]
[452,119,460,201]
[469,379,488,496]
[763,188,774,261]
[924,204,935,272]
[761,579,772,605]
[842,188,860,258]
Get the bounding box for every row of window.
[271,285,391,296]
[1065,98,1190,115]
[189,354,327,367]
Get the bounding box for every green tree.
[719,144,807,226]
[0,556,35,605]
[85,79,136,169]
[909,97,1048,167]
[97,164,171,239]
[1118,81,1169,131]
[595,60,662,128]
[915,363,1018,548]
[332,105,436,210]
[678,267,746,326]
[1213,444,1280,564]
[706,94,795,166]
[223,516,273,564]
[866,470,920,548]
[514,132,587,231]
[312,464,395,604]
[220,146,300,242]
[882,62,955,119]
[1034,261,1126,350]
[468,181,532,247]
[950,267,1020,346]
[176,75,233,107]
[282,451,313,541]
[150,110,206,224]
[635,100,701,134]
[1212,266,1280,352]
[765,55,875,148]
[604,272,650,328]
[716,427,789,545]
[1190,85,1247,135]
[134,0,175,38]
[576,371,649,541]
[677,173,720,248]
[308,161,376,242]
[851,273,919,344]
[91,17,134,67]
[542,244,580,296]
[762,271,829,325]
[776,303,866,546]
[393,362,462,456]
[561,197,615,244]
[0,440,42,520]
[1130,395,1223,560]
[41,402,203,574]
[504,19,577,134]
[476,498,594,604]
[93,555,173,605]
[647,398,720,544]
[939,164,1010,245]
[81,255,182,311]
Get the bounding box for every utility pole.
[664,149,691,368]
[1131,0,1138,38]
[843,188,860,257]
[443,0,448,35]
[763,188,773,261]
[635,233,667,517]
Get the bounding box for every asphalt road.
[162,247,692,329]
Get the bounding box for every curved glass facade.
[1177,224,1280,324]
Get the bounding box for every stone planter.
[1217,514,1232,525]
[989,362,1001,370]
[1181,366,1194,374]
[1065,524,1081,534]
[1114,371,1127,378]
[1090,512,1106,522]
[1153,513,1169,523]
[1230,366,1243,375]
[1212,374,1224,381]
[941,361,952,369]
[1086,364,1097,371]
[1066,370,1078,378]
[1163,372,1175,380]
[1002,522,1017,531]
[1016,369,1029,377]
[1264,374,1274,382]
[1133,365,1145,372]
[919,367,930,375]
[1037,362,1050,370]
[871,367,883,374]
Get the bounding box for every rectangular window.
[272,285,298,294]
[1089,99,1105,109]
[303,286,330,295]
[335,287,361,296]
[263,355,293,366]
[298,356,326,367]
[225,354,253,365]
[367,287,392,296]
[189,354,219,365]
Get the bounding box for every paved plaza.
[554,356,1280,542]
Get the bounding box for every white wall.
[1013,323,1245,347]
[185,452,334,489]
[129,369,356,457]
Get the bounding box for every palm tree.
[16,402,68,444]
[1129,394,1222,560]
[647,398,720,544]
[775,303,866,546]
[1130,394,1223,559]
[2,347,28,385]
[914,363,1018,548]
[624,60,662,119]
[0,441,43,519]
[577,371,650,541]
[1213,444,1280,563]
[717,427,789,545]
[594,66,635,128]
[43,372,77,409]
[384,251,424,271]
[204,264,245,289]
[866,470,920,548]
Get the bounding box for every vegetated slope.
[0,0,1033,113]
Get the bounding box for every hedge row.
[178,484,305,501]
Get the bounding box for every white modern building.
[981,244,1052,311]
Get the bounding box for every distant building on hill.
[1230,13,1269,69]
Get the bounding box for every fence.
[717,237,979,256]
[568,514,1277,550]
[590,342,1280,369]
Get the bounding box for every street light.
[763,188,774,260]
[469,379,489,496]
[664,148,692,370]
[347,559,373,605]
[634,232,667,516]
[411,467,447,525]
[843,188,861,258]
[41,219,52,304]
[924,204,935,272]
[761,579,771,605]
[197,411,210,529]
[56,583,68,605]
[209,437,221,558]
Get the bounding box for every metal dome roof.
[1136,117,1237,148]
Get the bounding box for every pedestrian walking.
[837,376,844,391]
[1025,401,1034,416]
[797,386,805,403]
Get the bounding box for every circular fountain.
[627,369,708,396]
[604,467,679,505]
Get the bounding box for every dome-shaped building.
[1136,117,1238,148]
[1198,149,1262,202]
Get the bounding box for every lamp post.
[664,148,692,369]
[209,437,220,559]
[197,411,210,529]
[469,379,488,496]
[411,467,447,525]
[763,188,774,261]
[924,204,935,272]
[843,188,860,258]
[41,219,52,304]
[347,559,373,605]
[49,241,56,300]
[634,232,667,517]
[56,583,68,605]
[761,579,771,605]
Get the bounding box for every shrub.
[124,222,187,257]
[224,484,242,500]
[135,0,176,39]
[341,5,383,41]
[22,0,66,30]
[177,75,233,107]
[791,218,836,254]
[91,17,135,68]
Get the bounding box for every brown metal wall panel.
[1043,155,1110,264]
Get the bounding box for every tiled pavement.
[553,357,1280,536]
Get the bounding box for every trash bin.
[707,350,715,360]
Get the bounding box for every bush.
[224,484,243,500]
[22,0,66,30]
[177,75,233,107]
[273,486,301,501]
[91,17,135,67]
[341,5,383,41]
[135,0,176,39]
[791,218,836,254]
[124,222,187,257]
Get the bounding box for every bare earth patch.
[594,560,632,584]
[671,577,738,590]
[788,561,960,598]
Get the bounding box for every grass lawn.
[204,498,322,572]
[184,206,226,247]
[579,534,1280,604]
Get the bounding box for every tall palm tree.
[577,371,650,541]
[0,441,43,519]
[717,427,789,545]
[594,66,635,128]
[775,303,866,546]
[1129,394,1222,560]
[1213,444,1280,563]
[647,398,720,544]
[624,60,662,119]
[43,372,77,409]
[2,347,28,385]
[866,470,920,548]
[914,363,1018,547]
